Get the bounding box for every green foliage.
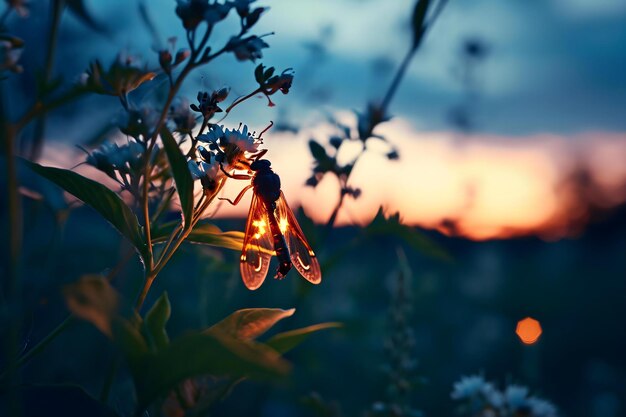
[135,331,290,411]
[160,127,194,230]
[152,222,245,251]
[143,292,171,350]
[208,308,296,340]
[22,160,146,257]
[63,279,336,413]
[266,323,343,354]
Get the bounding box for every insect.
[220,150,322,290]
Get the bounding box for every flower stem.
[28,0,65,161]
[0,315,75,385]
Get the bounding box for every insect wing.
[240,193,274,290]
[275,192,322,284]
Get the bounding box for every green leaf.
[22,159,145,256]
[111,317,149,371]
[187,226,245,251]
[254,63,265,84]
[134,332,290,411]
[160,127,194,230]
[411,0,431,48]
[308,140,329,162]
[208,308,296,340]
[152,222,244,251]
[63,275,120,337]
[263,66,275,80]
[266,322,342,354]
[143,292,171,350]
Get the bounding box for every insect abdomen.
[266,203,291,278]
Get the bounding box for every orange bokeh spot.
[516,317,542,344]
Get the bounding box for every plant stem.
[380,45,416,115]
[0,315,75,385]
[1,79,23,417]
[28,0,65,161]
[134,32,237,309]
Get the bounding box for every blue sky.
[51,0,626,136]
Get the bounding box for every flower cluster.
[226,35,269,62]
[451,375,558,417]
[175,0,231,29]
[82,54,156,97]
[188,123,261,190]
[158,37,190,76]
[253,63,294,105]
[190,88,229,120]
[86,141,148,181]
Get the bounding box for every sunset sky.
[37,0,626,240]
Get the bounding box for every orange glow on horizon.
[40,116,626,241]
[516,317,542,344]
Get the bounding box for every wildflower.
[224,124,258,153]
[169,98,197,134]
[504,385,530,410]
[158,37,190,75]
[197,124,224,145]
[190,88,229,119]
[0,39,24,73]
[197,124,259,171]
[232,0,265,28]
[227,35,269,62]
[5,0,29,17]
[451,375,492,400]
[175,0,232,30]
[83,54,156,97]
[204,2,232,25]
[86,140,145,179]
[264,69,294,95]
[527,397,558,417]
[188,159,219,190]
[175,0,208,30]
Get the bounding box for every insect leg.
[219,184,253,206]
[220,163,252,180]
[251,149,268,162]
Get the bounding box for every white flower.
[197,124,224,144]
[228,35,269,62]
[225,124,258,152]
[188,159,219,181]
[505,385,530,410]
[483,384,504,409]
[451,375,489,400]
[528,397,558,417]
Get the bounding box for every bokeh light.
[516,317,543,345]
